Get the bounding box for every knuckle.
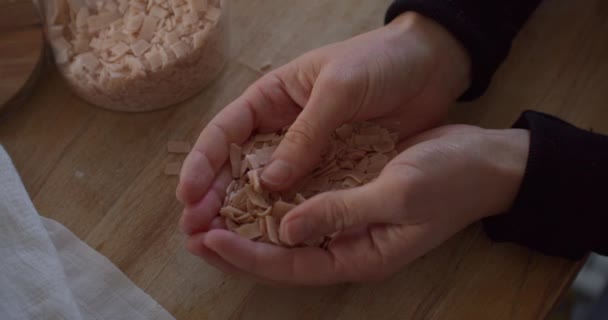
[378,167,420,223]
[284,119,317,148]
[320,65,356,90]
[318,64,368,121]
[246,80,279,116]
[176,178,195,201]
[323,194,352,231]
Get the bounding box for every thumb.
[279,179,401,246]
[260,72,353,191]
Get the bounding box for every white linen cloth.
[0,146,175,320]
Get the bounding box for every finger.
[325,223,435,282]
[187,234,265,281]
[187,235,245,276]
[180,166,232,235]
[192,221,443,285]
[279,179,402,246]
[208,217,226,230]
[187,233,281,286]
[204,225,430,285]
[261,70,354,191]
[177,71,303,205]
[203,229,350,285]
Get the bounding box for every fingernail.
[283,218,312,245]
[261,160,292,187]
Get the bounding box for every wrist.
[481,129,530,217]
[388,12,472,100]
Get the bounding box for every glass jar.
[35,0,229,112]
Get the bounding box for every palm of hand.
[177,13,479,285]
[184,125,527,286]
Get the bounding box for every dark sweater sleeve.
[483,111,608,260]
[385,0,542,100]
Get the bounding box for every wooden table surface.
[0,0,44,112]
[1,0,606,319]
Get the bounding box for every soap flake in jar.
[41,0,229,112]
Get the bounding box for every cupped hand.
[185,125,530,285]
[177,12,471,235]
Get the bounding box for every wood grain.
[0,0,44,113]
[0,0,41,30]
[1,0,605,319]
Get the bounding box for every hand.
[185,125,530,285]
[177,12,471,234]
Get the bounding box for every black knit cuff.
[385,0,512,101]
[483,111,608,260]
